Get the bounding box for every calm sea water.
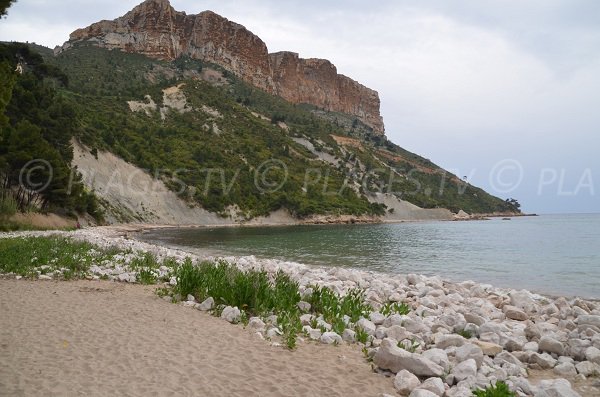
[138,214,600,299]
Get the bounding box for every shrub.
[472,382,516,397]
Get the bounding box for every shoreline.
[2,227,599,396]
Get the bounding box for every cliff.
[63,0,385,134]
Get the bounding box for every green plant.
[456,329,473,339]
[137,267,158,285]
[472,381,516,397]
[398,338,420,353]
[380,301,410,317]
[355,327,369,344]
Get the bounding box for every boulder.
[417,377,445,396]
[409,390,438,397]
[356,318,377,336]
[451,359,477,382]
[553,362,577,377]
[530,353,557,370]
[220,306,241,324]
[535,378,582,397]
[421,348,450,372]
[370,312,386,325]
[585,346,600,364]
[455,344,484,369]
[342,329,356,343]
[247,317,266,332]
[577,315,600,328]
[374,339,444,377]
[434,334,466,349]
[575,360,600,376]
[539,336,565,355]
[474,340,503,356]
[320,332,342,345]
[503,305,528,321]
[394,369,420,395]
[198,297,214,311]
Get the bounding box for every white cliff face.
[61,0,385,134]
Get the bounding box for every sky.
[1,0,599,214]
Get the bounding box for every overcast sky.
[1,0,599,214]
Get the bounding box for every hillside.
[0,2,520,226]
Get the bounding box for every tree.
[0,0,16,17]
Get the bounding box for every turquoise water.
[139,214,600,298]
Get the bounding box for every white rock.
[585,346,600,364]
[421,348,450,372]
[503,305,528,321]
[320,332,342,345]
[417,377,445,396]
[38,274,52,280]
[553,362,577,377]
[220,306,241,324]
[434,334,466,349]
[535,378,582,397]
[342,328,356,343]
[370,312,386,325]
[474,340,503,356]
[356,318,377,336]
[302,326,321,340]
[186,294,196,302]
[455,344,484,369]
[374,339,444,377]
[394,369,421,395]
[297,301,311,312]
[539,336,565,355]
[530,353,557,369]
[575,360,600,376]
[409,389,438,397]
[198,297,214,311]
[524,341,539,352]
[509,289,537,313]
[386,325,410,342]
[248,317,266,332]
[451,359,477,382]
[300,313,313,325]
[577,315,600,328]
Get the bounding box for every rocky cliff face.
[64,0,384,134]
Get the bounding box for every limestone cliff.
[63,0,385,134]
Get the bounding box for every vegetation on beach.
[472,381,516,397]
[172,259,382,349]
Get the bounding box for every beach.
[1,227,600,397]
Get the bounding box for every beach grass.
[472,381,516,397]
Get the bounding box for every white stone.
[297,301,311,312]
[434,334,466,349]
[421,348,450,372]
[503,305,528,321]
[585,346,600,364]
[530,353,557,369]
[577,315,600,328]
[248,317,266,332]
[455,343,484,369]
[342,328,356,343]
[370,312,386,325]
[474,340,503,356]
[374,339,444,377]
[220,306,241,324]
[539,336,565,355]
[535,378,582,397]
[356,318,377,336]
[186,294,196,302]
[393,369,421,395]
[409,389,438,397]
[553,362,577,377]
[198,297,214,311]
[451,359,477,382]
[575,360,600,376]
[320,332,342,345]
[417,377,445,396]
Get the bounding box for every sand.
[0,279,395,397]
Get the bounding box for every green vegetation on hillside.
[2,41,519,221]
[0,43,103,223]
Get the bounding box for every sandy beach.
[0,279,395,397]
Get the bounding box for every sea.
[138,214,600,299]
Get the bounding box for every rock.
[386,325,410,342]
[417,377,445,396]
[394,369,421,395]
[421,348,450,372]
[585,346,600,364]
[451,359,477,382]
[320,332,342,345]
[186,294,196,302]
[302,326,321,340]
[509,290,537,313]
[578,315,600,328]
[342,329,356,343]
[370,312,386,325]
[455,344,484,369]
[567,339,591,361]
[464,313,486,326]
[495,351,523,367]
[504,305,528,321]
[198,297,214,311]
[553,362,577,377]
[383,314,404,328]
[524,341,539,352]
[539,336,565,355]
[535,378,582,397]
[374,339,444,377]
[575,360,600,376]
[38,274,52,280]
[300,313,313,325]
[297,301,311,312]
[220,306,241,324]
[530,353,557,370]
[248,317,266,332]
[474,341,503,357]
[434,334,466,349]
[356,318,377,336]
[409,390,438,397]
